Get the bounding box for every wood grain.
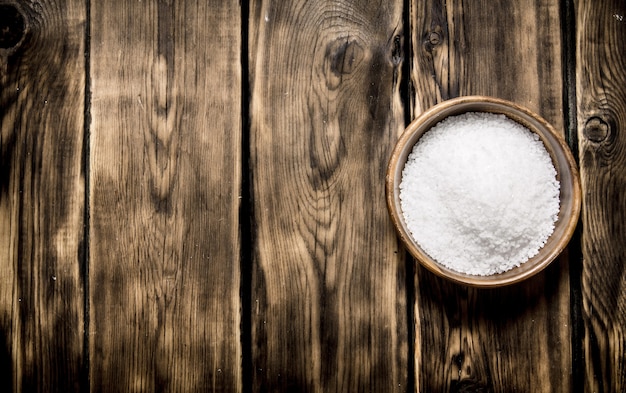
[0,1,85,391]
[576,0,626,391]
[249,1,407,391]
[410,0,571,391]
[89,1,241,391]
[0,0,623,389]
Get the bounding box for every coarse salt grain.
[399,112,560,276]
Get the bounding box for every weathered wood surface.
[0,1,86,392]
[1,0,626,391]
[410,0,571,391]
[576,0,626,391]
[249,1,408,391]
[89,0,242,391]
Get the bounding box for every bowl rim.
[385,96,582,287]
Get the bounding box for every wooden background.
[0,0,624,391]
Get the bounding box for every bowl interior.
[386,97,581,287]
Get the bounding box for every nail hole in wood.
[0,3,26,51]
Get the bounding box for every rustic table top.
[1,0,624,392]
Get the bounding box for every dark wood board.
[410,0,571,391]
[249,1,408,391]
[0,1,86,392]
[576,0,626,391]
[89,1,242,391]
[1,0,625,390]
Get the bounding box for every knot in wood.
[584,116,609,143]
[391,34,403,65]
[428,31,441,46]
[327,37,364,76]
[423,28,443,54]
[0,3,26,51]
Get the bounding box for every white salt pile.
[399,112,560,276]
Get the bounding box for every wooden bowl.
[385,96,581,287]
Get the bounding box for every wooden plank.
[89,1,241,390]
[410,0,571,391]
[249,1,407,391]
[0,1,86,391]
[576,0,626,391]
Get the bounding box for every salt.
[399,112,560,276]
